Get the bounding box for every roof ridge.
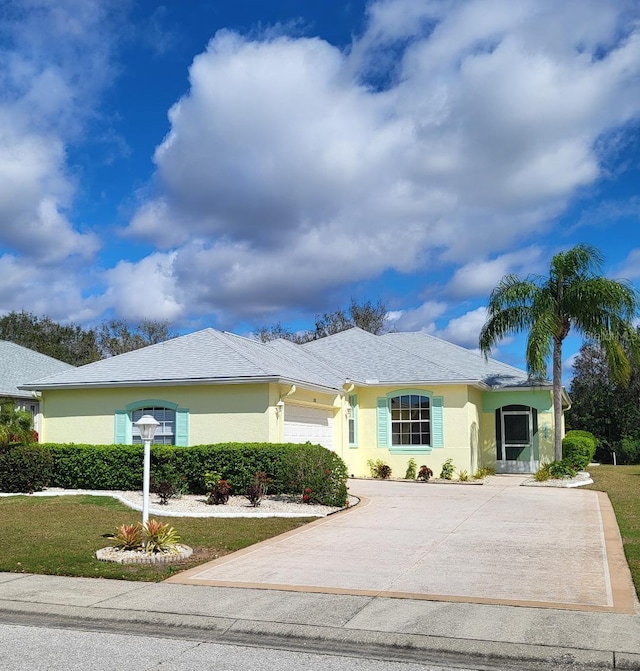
[214,330,274,375]
[266,337,349,381]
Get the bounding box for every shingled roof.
[20,326,544,392]
[0,341,74,399]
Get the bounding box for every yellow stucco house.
[21,327,569,476]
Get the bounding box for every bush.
[404,458,417,480]
[366,458,392,480]
[284,444,348,506]
[439,459,455,480]
[562,430,597,470]
[41,442,348,507]
[614,438,640,465]
[417,465,433,481]
[548,459,577,479]
[0,444,52,493]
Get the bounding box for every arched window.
[114,400,189,446]
[131,406,176,445]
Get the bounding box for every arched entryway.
[495,405,539,473]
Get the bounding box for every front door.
[496,407,538,473]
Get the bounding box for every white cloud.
[105,253,183,322]
[613,249,640,281]
[446,247,545,299]
[120,1,640,323]
[435,306,488,349]
[0,0,120,308]
[387,300,448,332]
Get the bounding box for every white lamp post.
[134,414,160,526]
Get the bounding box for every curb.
[0,600,637,670]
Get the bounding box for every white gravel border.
[95,544,193,564]
[0,488,358,518]
[521,471,594,488]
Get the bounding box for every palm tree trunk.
[553,337,564,461]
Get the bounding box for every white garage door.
[283,405,334,449]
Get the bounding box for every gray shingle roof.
[302,327,472,384]
[21,326,540,392]
[0,341,75,398]
[21,328,344,391]
[380,331,537,388]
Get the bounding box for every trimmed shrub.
[562,430,597,470]
[283,444,348,506]
[0,444,52,493]
[41,442,349,507]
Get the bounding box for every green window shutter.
[175,408,190,447]
[431,396,444,448]
[114,410,130,444]
[376,397,389,447]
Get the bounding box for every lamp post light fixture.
[134,414,160,526]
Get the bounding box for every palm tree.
[479,244,640,461]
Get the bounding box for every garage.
[283,404,334,450]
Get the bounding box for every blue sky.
[1,0,640,379]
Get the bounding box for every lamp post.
[134,415,160,526]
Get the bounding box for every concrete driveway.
[168,476,636,614]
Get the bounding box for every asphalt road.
[0,622,484,671]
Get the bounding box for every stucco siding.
[41,384,271,445]
[344,384,478,478]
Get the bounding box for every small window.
[131,407,176,445]
[348,394,358,446]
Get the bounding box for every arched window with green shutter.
[114,400,189,446]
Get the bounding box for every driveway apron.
[167,477,636,614]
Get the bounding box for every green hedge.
[0,444,52,493]
[562,430,597,470]
[32,442,348,507]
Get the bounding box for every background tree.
[567,338,640,461]
[0,311,101,365]
[98,319,177,357]
[480,244,640,461]
[0,311,176,365]
[255,298,388,343]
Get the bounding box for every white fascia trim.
[19,376,342,395]
[355,379,480,387]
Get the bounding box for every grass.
[0,495,315,582]
[586,465,640,597]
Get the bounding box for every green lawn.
[586,465,640,596]
[0,495,315,581]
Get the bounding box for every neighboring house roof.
[0,340,75,399]
[20,328,344,392]
[20,326,546,393]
